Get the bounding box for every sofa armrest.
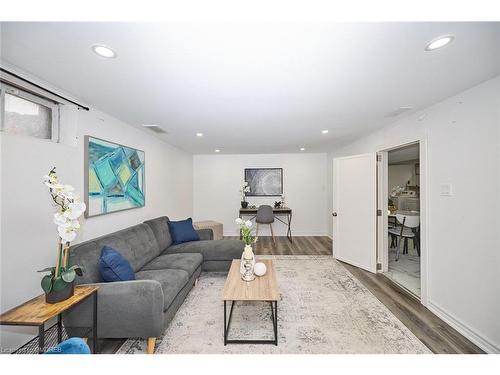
[63,280,164,339]
[196,228,214,241]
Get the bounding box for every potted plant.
[235,218,257,281]
[239,182,251,208]
[38,167,86,304]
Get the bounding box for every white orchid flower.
[245,220,252,228]
[54,212,69,226]
[43,174,58,184]
[58,225,77,243]
[235,218,243,225]
[60,191,75,200]
[64,202,86,220]
[70,220,81,231]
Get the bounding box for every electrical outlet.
[440,183,453,196]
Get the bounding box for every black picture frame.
[244,168,283,196]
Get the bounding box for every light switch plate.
[440,183,453,196]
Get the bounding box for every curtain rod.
[0,67,90,111]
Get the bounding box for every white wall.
[327,76,500,353]
[193,153,328,236]
[0,98,193,351]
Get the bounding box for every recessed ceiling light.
[91,44,117,58]
[321,130,329,134]
[300,147,305,151]
[215,149,220,153]
[196,133,203,137]
[425,35,455,51]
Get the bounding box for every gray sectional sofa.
[63,216,243,353]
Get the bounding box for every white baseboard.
[223,232,329,237]
[427,300,500,353]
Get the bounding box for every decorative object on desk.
[274,201,282,208]
[40,168,85,303]
[244,168,283,196]
[254,262,267,277]
[85,136,145,217]
[235,218,257,281]
[281,195,286,207]
[239,181,251,208]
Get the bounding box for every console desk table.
[239,207,293,242]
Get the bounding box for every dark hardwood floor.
[340,262,484,354]
[224,235,333,255]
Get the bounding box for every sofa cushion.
[144,216,173,252]
[168,218,200,245]
[69,223,160,284]
[99,246,135,282]
[141,253,203,277]
[165,239,244,262]
[135,269,189,311]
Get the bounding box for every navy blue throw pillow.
[99,246,135,282]
[168,218,200,245]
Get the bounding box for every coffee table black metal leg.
[92,291,98,353]
[271,301,278,345]
[225,300,277,345]
[224,300,227,345]
[38,324,45,354]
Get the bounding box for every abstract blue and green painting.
[85,136,145,217]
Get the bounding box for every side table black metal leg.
[92,291,98,353]
[38,323,45,354]
[57,314,62,343]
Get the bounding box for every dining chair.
[256,205,275,245]
[388,213,420,261]
[388,215,398,248]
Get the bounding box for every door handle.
[332,212,337,217]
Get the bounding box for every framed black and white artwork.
[244,168,283,196]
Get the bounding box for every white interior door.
[333,153,377,273]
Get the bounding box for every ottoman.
[193,220,224,240]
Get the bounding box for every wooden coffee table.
[222,259,280,345]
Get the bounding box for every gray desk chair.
[256,205,276,244]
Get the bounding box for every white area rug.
[117,256,430,354]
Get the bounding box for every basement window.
[0,84,60,142]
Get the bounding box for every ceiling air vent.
[142,125,168,134]
[384,106,413,118]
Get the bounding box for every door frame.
[377,138,428,306]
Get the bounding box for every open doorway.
[384,143,421,298]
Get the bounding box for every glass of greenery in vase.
[235,218,257,281]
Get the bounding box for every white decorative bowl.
[254,262,267,277]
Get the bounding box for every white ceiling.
[1,22,499,154]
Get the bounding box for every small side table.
[0,286,99,354]
[194,220,224,240]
